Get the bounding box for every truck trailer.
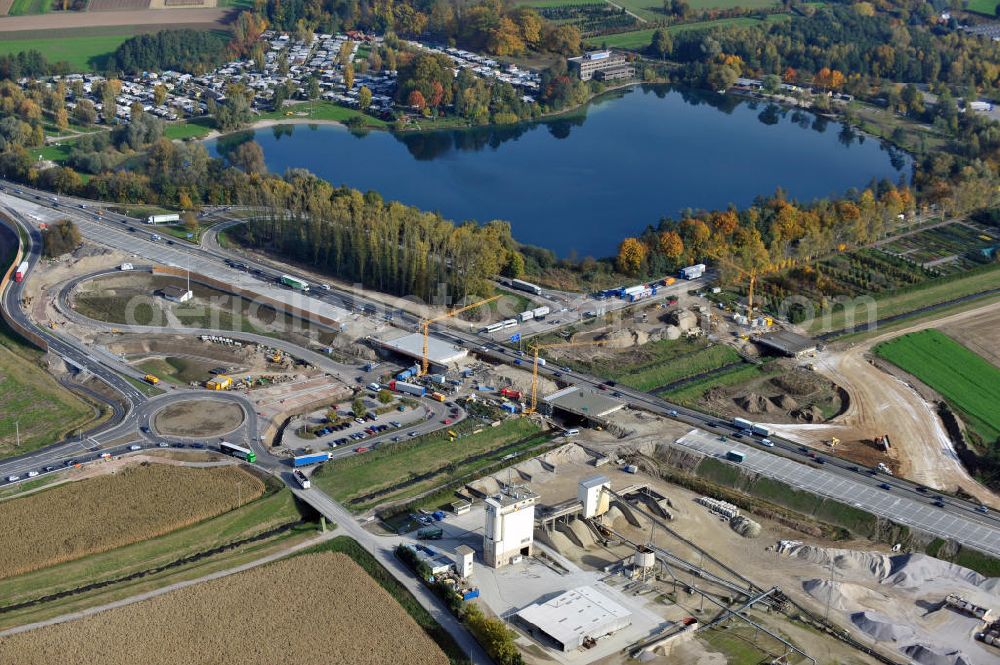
[292,452,332,467]
[292,469,311,489]
[726,450,746,463]
[518,309,534,323]
[733,417,753,431]
[750,424,770,437]
[389,380,426,397]
[509,278,542,296]
[147,213,180,224]
[13,260,28,283]
[680,264,706,280]
[531,305,550,319]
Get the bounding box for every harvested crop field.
[0,463,264,579]
[0,552,450,665]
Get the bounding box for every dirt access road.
[769,300,999,506]
[0,8,230,31]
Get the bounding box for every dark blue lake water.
[209,85,910,258]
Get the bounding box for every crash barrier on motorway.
[0,211,50,351]
[154,265,341,330]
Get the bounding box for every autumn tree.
[358,85,372,111]
[657,231,684,261]
[407,89,426,110]
[616,237,646,276]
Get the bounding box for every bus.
[280,274,310,292]
[220,441,256,463]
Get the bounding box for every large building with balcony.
[568,50,634,81]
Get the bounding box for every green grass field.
[7,0,49,16]
[0,34,131,72]
[0,317,94,458]
[312,418,547,511]
[612,0,777,21]
[664,361,781,407]
[164,118,214,141]
[0,486,307,631]
[875,330,1000,443]
[966,0,999,15]
[586,15,787,48]
[260,100,390,129]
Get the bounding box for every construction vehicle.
[270,351,283,363]
[144,374,159,385]
[528,339,607,413]
[420,295,499,376]
[827,437,840,448]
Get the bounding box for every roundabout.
[152,399,246,438]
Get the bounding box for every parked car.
[879,483,891,490]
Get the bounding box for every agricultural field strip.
[0,531,332,639]
[675,430,1000,556]
[875,330,1000,440]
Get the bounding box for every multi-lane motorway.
[2,180,1000,557]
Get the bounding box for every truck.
[147,213,180,224]
[627,287,653,303]
[417,526,444,540]
[14,261,28,283]
[396,368,415,381]
[500,387,522,400]
[622,284,646,298]
[389,380,426,397]
[518,309,534,323]
[119,263,134,271]
[680,263,706,280]
[292,469,311,489]
[532,305,550,319]
[726,450,746,463]
[750,424,770,437]
[509,278,542,296]
[293,451,332,467]
[279,274,310,291]
[732,417,753,432]
[430,391,446,402]
[661,277,676,286]
[144,374,160,385]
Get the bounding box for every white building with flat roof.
[483,488,537,568]
[517,586,633,651]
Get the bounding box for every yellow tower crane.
[527,339,607,414]
[420,295,500,375]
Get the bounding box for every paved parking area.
[676,430,1000,557]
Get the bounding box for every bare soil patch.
[0,7,229,30]
[0,552,450,665]
[87,0,151,11]
[154,399,244,437]
[938,304,1000,369]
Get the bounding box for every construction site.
[395,435,1000,665]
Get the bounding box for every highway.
[2,180,1000,555]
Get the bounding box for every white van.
[120,262,133,271]
[565,429,580,437]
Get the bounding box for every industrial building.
[516,586,633,651]
[483,487,538,568]
[543,386,626,421]
[375,332,468,369]
[752,330,817,358]
[568,51,633,81]
[579,475,611,519]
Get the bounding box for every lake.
[209,85,911,258]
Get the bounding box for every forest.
[110,30,231,75]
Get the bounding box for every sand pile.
[562,519,597,549]
[545,444,591,464]
[538,527,575,555]
[902,644,975,665]
[803,579,889,612]
[730,515,761,538]
[883,553,992,591]
[467,476,501,497]
[850,611,915,643]
[778,543,894,580]
[738,393,774,414]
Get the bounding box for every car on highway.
[129,444,142,451]
[27,470,38,478]
[191,443,205,449]
[732,432,743,439]
[933,499,945,508]
[667,409,678,416]
[552,371,562,378]
[43,466,55,472]
[128,226,137,232]
[408,431,418,437]
[879,483,892,490]
[597,384,607,391]
[915,485,928,493]
[814,456,826,464]
[760,438,774,447]
[64,459,77,466]
[6,475,19,482]
[442,418,453,425]
[977,506,989,514]
[158,442,169,448]
[355,447,369,453]
[561,366,571,372]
